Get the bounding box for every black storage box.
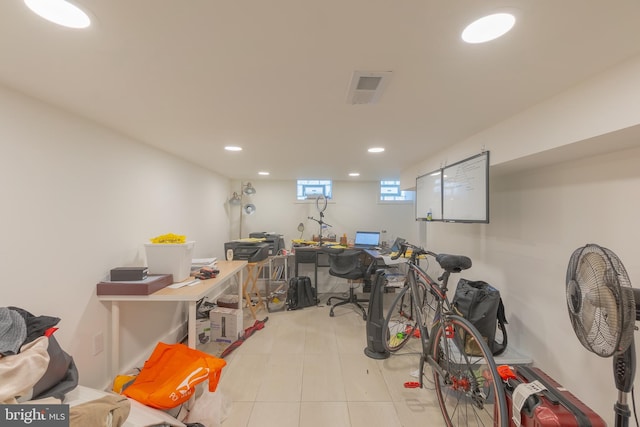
[110,267,148,281]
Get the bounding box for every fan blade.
[577,251,606,284]
[585,285,619,337]
[581,298,597,337]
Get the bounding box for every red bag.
[123,342,226,409]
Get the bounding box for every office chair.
[325,248,369,320]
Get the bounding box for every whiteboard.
[415,169,442,221]
[442,151,489,223]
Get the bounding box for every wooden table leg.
[243,262,267,320]
[243,264,258,320]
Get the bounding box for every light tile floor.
[210,294,447,427]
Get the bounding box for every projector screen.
[415,169,442,221]
[442,151,489,223]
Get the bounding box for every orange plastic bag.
[123,342,226,409]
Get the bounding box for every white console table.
[98,260,246,376]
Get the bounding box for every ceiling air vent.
[346,71,393,105]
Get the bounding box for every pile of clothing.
[0,306,79,404]
[1,307,223,426]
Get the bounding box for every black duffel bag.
[451,278,507,356]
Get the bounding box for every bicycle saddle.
[435,253,472,273]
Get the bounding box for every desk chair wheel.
[328,300,367,320]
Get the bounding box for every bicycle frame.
[402,250,460,385]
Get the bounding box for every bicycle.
[382,241,508,427]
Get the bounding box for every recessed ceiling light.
[24,0,91,29]
[462,13,515,44]
[258,171,270,176]
[348,172,360,177]
[224,146,242,151]
[368,147,385,153]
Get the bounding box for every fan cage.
[566,244,635,357]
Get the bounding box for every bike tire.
[382,285,419,352]
[428,315,508,427]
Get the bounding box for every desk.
[294,246,388,295]
[364,249,407,267]
[98,260,247,376]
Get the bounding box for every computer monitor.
[353,231,381,248]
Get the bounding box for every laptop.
[353,231,381,249]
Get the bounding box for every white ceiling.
[2,1,640,181]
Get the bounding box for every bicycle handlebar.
[390,242,436,260]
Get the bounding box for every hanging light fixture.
[243,182,257,195]
[229,192,242,205]
[231,182,257,239]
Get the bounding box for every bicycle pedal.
[403,381,421,388]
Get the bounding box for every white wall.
[228,179,418,291]
[0,85,233,389]
[229,180,417,247]
[405,54,640,425]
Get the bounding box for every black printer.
[249,232,285,256]
[224,241,270,262]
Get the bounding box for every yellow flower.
[150,233,186,244]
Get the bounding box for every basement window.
[380,180,414,202]
[297,180,333,201]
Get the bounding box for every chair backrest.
[327,249,363,277]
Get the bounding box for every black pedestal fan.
[566,243,640,427]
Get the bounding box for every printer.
[224,241,270,262]
[249,232,285,256]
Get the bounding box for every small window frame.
[379,180,414,203]
[297,179,333,201]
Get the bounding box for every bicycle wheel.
[427,315,507,427]
[382,284,420,352]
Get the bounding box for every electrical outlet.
[93,332,104,355]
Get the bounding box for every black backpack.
[286,276,317,310]
[451,278,508,356]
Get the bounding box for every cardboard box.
[144,241,195,282]
[196,318,211,345]
[209,307,243,343]
[216,294,240,309]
